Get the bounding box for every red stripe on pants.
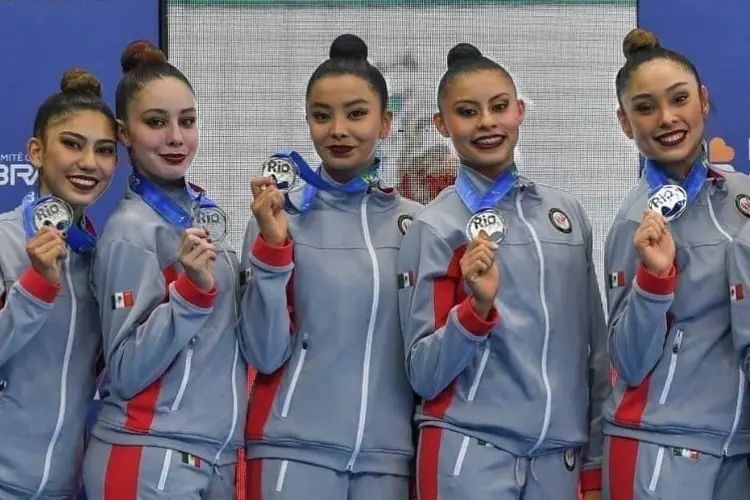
[607,436,639,500]
[104,444,143,499]
[247,459,263,500]
[417,427,442,500]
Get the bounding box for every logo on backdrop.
[0,151,37,186]
[708,137,736,172]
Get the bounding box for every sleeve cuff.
[580,468,602,492]
[18,266,60,303]
[173,273,217,309]
[636,263,676,295]
[251,235,293,267]
[456,297,499,336]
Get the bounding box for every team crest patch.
[397,215,413,235]
[563,449,576,471]
[736,194,750,218]
[549,208,572,234]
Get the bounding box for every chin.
[324,158,361,173]
[61,190,101,208]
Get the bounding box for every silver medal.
[193,206,228,243]
[647,185,688,221]
[466,208,508,244]
[31,197,73,233]
[261,157,299,194]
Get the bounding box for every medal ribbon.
[272,151,381,214]
[129,170,218,230]
[21,191,97,254]
[455,165,518,214]
[643,151,708,205]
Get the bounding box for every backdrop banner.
[0,3,160,497]
[640,0,748,173]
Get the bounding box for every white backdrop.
[167,2,638,291]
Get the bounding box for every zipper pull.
[672,329,683,353]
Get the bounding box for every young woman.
[240,33,421,499]
[397,43,608,500]
[82,41,246,499]
[0,69,117,499]
[603,29,750,499]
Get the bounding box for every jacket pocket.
[467,343,491,402]
[658,329,683,405]
[170,340,195,411]
[281,333,309,418]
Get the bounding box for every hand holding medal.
[460,231,500,317]
[178,227,217,292]
[251,176,289,246]
[634,209,675,276]
[26,226,67,286]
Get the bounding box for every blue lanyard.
[21,192,97,254]
[276,151,381,214]
[129,170,218,230]
[643,153,708,204]
[454,165,518,214]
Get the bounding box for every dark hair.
[615,28,703,105]
[306,34,389,112]
[33,69,116,140]
[437,43,515,107]
[115,40,194,120]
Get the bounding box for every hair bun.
[623,28,660,59]
[60,68,102,97]
[447,43,484,69]
[121,40,166,73]
[329,34,368,61]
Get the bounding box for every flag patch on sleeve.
[111,291,135,309]
[181,452,201,468]
[609,271,625,289]
[731,284,745,301]
[240,268,252,286]
[397,271,415,289]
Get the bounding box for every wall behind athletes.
[0,4,160,499]
[640,0,750,175]
[166,0,637,287]
[0,1,162,229]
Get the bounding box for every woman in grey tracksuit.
[398,43,609,500]
[239,34,421,500]
[82,41,247,500]
[0,69,118,499]
[603,29,750,500]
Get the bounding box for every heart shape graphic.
[708,137,735,163]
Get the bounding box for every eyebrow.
[454,93,511,106]
[632,82,689,100]
[142,107,197,115]
[59,131,117,145]
[309,98,370,109]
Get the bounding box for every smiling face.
[617,58,708,174]
[433,69,525,178]
[119,76,199,181]
[306,74,392,182]
[27,109,118,208]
